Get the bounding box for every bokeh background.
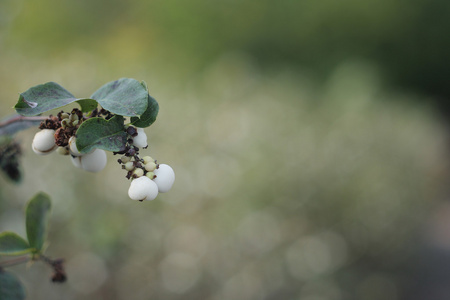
[1,0,450,299]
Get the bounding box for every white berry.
[71,155,82,169]
[142,156,154,164]
[56,146,69,156]
[128,176,159,201]
[80,149,107,172]
[144,161,156,172]
[132,128,148,148]
[121,156,131,163]
[32,129,57,155]
[124,161,135,171]
[133,168,144,177]
[69,136,83,156]
[71,149,107,172]
[153,164,175,193]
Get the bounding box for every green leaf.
[14,82,96,116]
[76,99,98,112]
[14,82,76,116]
[75,115,127,154]
[26,192,51,252]
[0,233,31,256]
[130,94,159,128]
[90,78,149,117]
[0,270,26,300]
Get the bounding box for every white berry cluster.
[32,129,108,173]
[118,127,175,201]
[31,111,174,202]
[31,111,107,173]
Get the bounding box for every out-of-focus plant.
[0,192,63,300]
[0,78,175,299]
[9,78,174,200]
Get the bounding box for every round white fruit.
[142,156,154,164]
[70,149,107,172]
[144,161,157,172]
[132,128,148,148]
[153,164,175,193]
[71,155,82,168]
[69,136,83,156]
[32,129,57,155]
[128,176,159,201]
[80,149,107,172]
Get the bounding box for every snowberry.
[32,129,57,155]
[146,171,155,179]
[128,176,159,201]
[133,168,144,177]
[132,128,148,148]
[56,146,69,155]
[71,149,107,172]
[153,164,175,193]
[80,149,107,172]
[124,161,134,171]
[120,156,131,163]
[142,156,154,164]
[144,161,156,172]
[69,136,83,156]
[71,155,82,169]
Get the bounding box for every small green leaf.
[26,192,51,252]
[0,270,26,300]
[76,99,98,113]
[75,115,127,153]
[0,232,31,256]
[130,94,159,128]
[90,78,149,117]
[14,82,77,116]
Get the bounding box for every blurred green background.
[1,0,450,299]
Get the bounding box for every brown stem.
[0,255,31,268]
[0,115,47,129]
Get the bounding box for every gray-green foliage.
[75,115,128,154]
[26,192,51,252]
[0,271,26,300]
[13,78,159,153]
[0,193,52,300]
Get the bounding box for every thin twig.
[0,115,47,129]
[0,255,31,268]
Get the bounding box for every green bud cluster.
[118,155,158,180]
[60,112,79,129]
